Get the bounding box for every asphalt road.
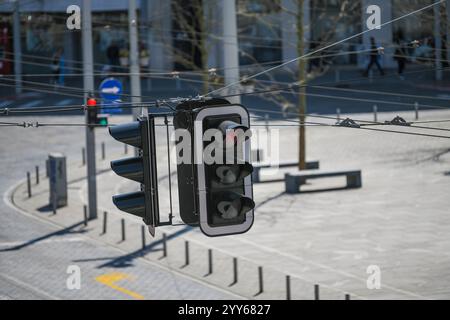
[0,115,238,300]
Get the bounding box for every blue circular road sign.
[99,77,123,102]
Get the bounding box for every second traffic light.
[109,117,159,236]
[86,97,109,126]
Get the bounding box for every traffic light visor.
[110,157,144,183]
[112,191,145,217]
[109,122,142,148]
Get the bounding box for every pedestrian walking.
[307,39,321,74]
[364,37,385,77]
[50,47,63,87]
[394,40,407,80]
[107,41,120,72]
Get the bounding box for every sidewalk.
[10,108,450,299]
[10,125,334,300]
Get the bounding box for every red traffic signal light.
[87,97,97,107]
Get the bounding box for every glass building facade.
[0,0,446,74]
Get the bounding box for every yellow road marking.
[95,272,144,300]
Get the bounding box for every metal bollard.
[415,102,419,120]
[257,266,264,295]
[162,233,167,258]
[314,284,320,300]
[256,149,263,163]
[52,192,57,215]
[336,108,341,122]
[141,225,146,249]
[82,147,86,166]
[345,294,351,300]
[102,211,108,234]
[83,205,88,226]
[101,142,105,160]
[27,172,31,198]
[121,219,126,242]
[373,105,378,122]
[207,249,213,276]
[183,241,190,267]
[230,257,238,286]
[286,275,291,300]
[35,166,39,185]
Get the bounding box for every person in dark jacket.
[364,37,385,76]
[393,40,407,80]
[106,41,120,71]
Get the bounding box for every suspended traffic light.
[174,99,255,237]
[109,117,159,236]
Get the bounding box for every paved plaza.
[3,108,450,299]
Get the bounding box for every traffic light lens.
[217,201,239,219]
[215,164,253,184]
[225,130,238,145]
[219,120,250,147]
[216,166,237,184]
[212,192,255,223]
[218,120,248,134]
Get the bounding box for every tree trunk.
[297,0,307,171]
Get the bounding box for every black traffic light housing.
[174,99,255,237]
[86,97,108,126]
[87,97,99,125]
[109,116,159,236]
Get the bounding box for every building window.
[237,0,282,65]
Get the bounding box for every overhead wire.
[0,1,448,140]
[2,64,450,115]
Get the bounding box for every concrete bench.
[285,170,362,194]
[252,160,320,183]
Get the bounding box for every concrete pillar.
[434,1,443,81]
[128,0,142,122]
[221,0,241,104]
[361,0,395,68]
[281,0,310,71]
[142,0,173,71]
[446,0,450,64]
[13,0,22,94]
[205,1,221,69]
